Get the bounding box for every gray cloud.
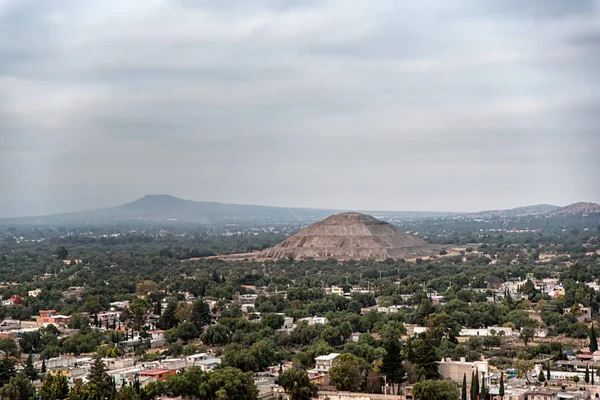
[1,0,599,217]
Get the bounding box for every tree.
[24,353,38,381]
[40,373,69,400]
[470,370,479,400]
[514,360,534,384]
[538,369,545,383]
[0,338,20,358]
[408,335,440,380]
[55,246,68,260]
[136,280,157,296]
[413,380,460,400]
[191,299,212,330]
[546,362,551,381]
[520,326,536,346]
[480,372,489,400]
[41,359,46,373]
[87,358,112,399]
[157,300,179,330]
[175,321,199,342]
[590,323,598,352]
[198,367,258,400]
[123,298,151,332]
[329,354,361,392]
[572,375,579,387]
[278,368,318,400]
[379,337,405,394]
[0,372,35,400]
[461,373,467,400]
[499,373,504,400]
[0,355,17,386]
[585,364,590,384]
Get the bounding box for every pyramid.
[259,212,437,260]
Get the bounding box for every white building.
[197,358,221,372]
[314,353,340,373]
[459,326,512,337]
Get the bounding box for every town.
[0,203,599,400]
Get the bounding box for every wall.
[317,392,403,400]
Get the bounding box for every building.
[138,369,176,381]
[314,353,340,373]
[563,303,592,323]
[2,296,22,306]
[438,358,488,385]
[297,317,328,326]
[459,326,512,337]
[329,286,344,296]
[197,358,221,372]
[28,289,42,297]
[524,389,558,400]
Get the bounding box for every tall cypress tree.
[585,364,590,384]
[480,372,489,400]
[499,373,505,400]
[24,353,38,381]
[473,369,479,398]
[590,323,598,352]
[546,362,551,381]
[462,373,467,400]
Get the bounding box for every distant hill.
[546,202,600,217]
[464,204,561,219]
[0,195,456,226]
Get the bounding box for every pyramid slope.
[260,212,436,260]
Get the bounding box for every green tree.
[572,375,579,387]
[413,380,460,400]
[0,355,17,386]
[191,299,212,330]
[514,360,533,384]
[480,372,489,400]
[55,246,68,260]
[590,323,598,352]
[461,373,467,400]
[499,373,504,400]
[0,338,20,358]
[40,373,69,400]
[41,359,46,374]
[546,362,551,381]
[278,368,318,400]
[470,370,479,400]
[87,358,112,400]
[24,353,38,381]
[585,364,590,384]
[66,379,89,400]
[538,369,545,383]
[198,367,258,400]
[520,326,536,346]
[408,335,440,380]
[329,354,361,392]
[0,372,35,400]
[157,300,179,330]
[379,337,405,394]
[123,299,151,332]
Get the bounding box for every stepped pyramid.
[259,212,436,260]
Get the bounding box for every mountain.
[465,204,561,219]
[259,212,438,260]
[547,202,600,217]
[0,195,455,226]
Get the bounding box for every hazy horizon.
[0,192,590,220]
[2,0,599,218]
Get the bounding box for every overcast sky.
[1,0,599,217]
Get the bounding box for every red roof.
[139,369,173,376]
